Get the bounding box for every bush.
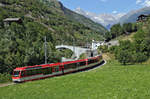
[116,50,133,65]
[132,52,148,63]
[98,45,109,53]
[79,53,87,59]
[109,46,118,54]
[0,73,12,83]
[115,40,134,65]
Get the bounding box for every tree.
[132,52,148,63]
[131,23,137,32]
[122,23,132,34]
[98,45,109,53]
[110,23,123,38]
[116,50,132,65]
[104,31,112,41]
[115,40,134,65]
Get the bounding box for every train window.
[48,67,52,74]
[24,71,27,76]
[72,63,77,68]
[25,71,28,76]
[13,71,20,77]
[42,67,52,75]
[26,70,35,76]
[25,69,43,76]
[64,64,69,70]
[21,71,25,77]
[37,69,42,74]
[96,58,99,62]
[64,64,70,70]
[79,61,86,66]
[26,70,31,76]
[31,70,34,75]
[64,63,77,70]
[88,59,95,64]
[54,66,59,72]
[43,68,48,75]
[30,70,33,75]
[32,69,37,75]
[45,68,50,74]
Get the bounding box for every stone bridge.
[56,45,90,59]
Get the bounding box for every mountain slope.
[0,0,107,73]
[42,1,107,33]
[1,0,107,44]
[120,7,150,24]
[60,4,107,33]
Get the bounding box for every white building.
[92,40,104,50]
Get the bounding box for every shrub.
[0,73,12,83]
[98,45,109,53]
[109,46,118,54]
[132,52,148,63]
[79,53,87,59]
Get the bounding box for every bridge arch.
[56,45,89,59]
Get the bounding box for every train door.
[76,62,79,71]
[60,65,64,74]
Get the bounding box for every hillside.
[0,0,107,73]
[112,32,136,42]
[120,7,150,24]
[107,15,150,65]
[0,0,107,45]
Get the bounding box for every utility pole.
[44,36,47,64]
[73,38,75,59]
[86,38,88,48]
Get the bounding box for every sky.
[59,0,150,14]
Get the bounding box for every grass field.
[1,60,150,99]
[112,32,136,42]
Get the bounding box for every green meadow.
[1,60,150,99]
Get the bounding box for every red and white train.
[12,55,103,83]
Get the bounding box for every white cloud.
[112,11,117,14]
[115,13,126,19]
[136,0,142,4]
[143,0,150,6]
[136,0,150,7]
[100,0,107,2]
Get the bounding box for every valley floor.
[0,60,150,99]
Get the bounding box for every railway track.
[0,82,15,88]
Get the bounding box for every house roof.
[3,18,21,22]
[138,14,149,18]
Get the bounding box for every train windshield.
[13,71,20,77]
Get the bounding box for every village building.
[91,40,104,50]
[136,14,149,22]
[3,18,22,26]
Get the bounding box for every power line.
[44,36,47,64]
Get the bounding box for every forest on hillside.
[0,0,107,74]
[102,17,150,65]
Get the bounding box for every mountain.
[75,7,125,29]
[59,4,107,33]
[120,7,150,24]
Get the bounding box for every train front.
[12,68,23,83]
